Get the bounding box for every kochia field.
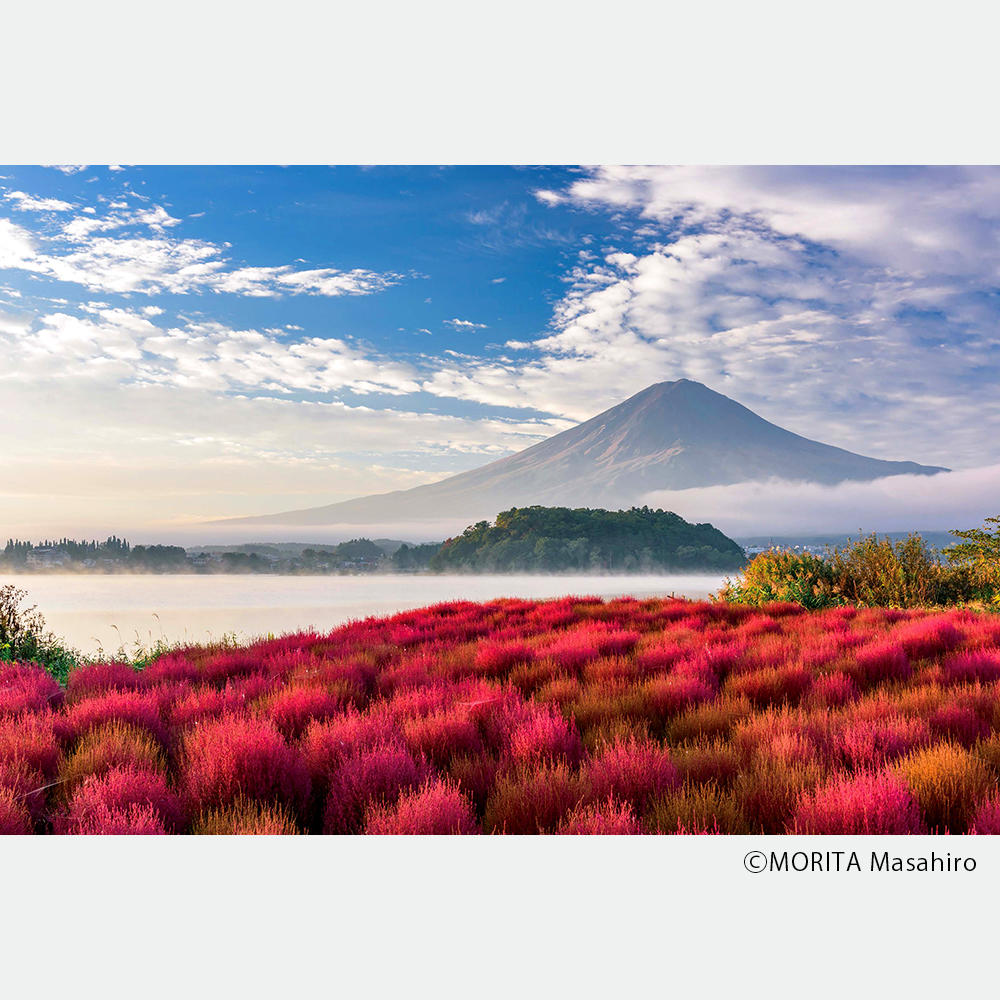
[4,596,1000,835]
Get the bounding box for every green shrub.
[716,549,841,609]
[0,584,78,684]
[827,533,941,608]
[944,516,1000,608]
[720,523,1000,611]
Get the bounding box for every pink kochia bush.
[60,690,170,747]
[5,597,1000,835]
[583,738,679,810]
[179,714,311,819]
[790,772,925,834]
[0,662,63,716]
[558,798,644,835]
[0,788,34,834]
[365,779,479,834]
[54,766,185,834]
[323,745,430,834]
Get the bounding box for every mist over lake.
[2,573,727,657]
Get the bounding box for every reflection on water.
[1,573,728,657]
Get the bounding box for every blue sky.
[2,165,1000,539]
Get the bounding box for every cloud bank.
[644,466,1000,537]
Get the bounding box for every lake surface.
[2,573,728,657]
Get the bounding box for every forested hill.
[428,506,746,573]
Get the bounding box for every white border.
[3,2,1000,991]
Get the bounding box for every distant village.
[0,536,439,574]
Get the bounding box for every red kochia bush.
[473,641,534,677]
[60,690,170,747]
[894,616,964,660]
[179,714,311,817]
[642,672,714,718]
[301,709,403,787]
[851,642,911,686]
[927,704,991,747]
[941,650,1000,685]
[583,738,678,810]
[790,772,925,834]
[483,761,581,834]
[557,798,643,835]
[64,801,167,834]
[634,641,685,674]
[258,684,344,738]
[726,665,812,707]
[0,758,48,821]
[323,745,430,834]
[167,674,275,730]
[0,713,61,778]
[592,629,641,657]
[838,715,932,767]
[0,788,34,835]
[506,705,583,766]
[365,779,479,834]
[402,710,482,766]
[55,765,185,834]
[66,661,141,701]
[544,633,600,672]
[0,662,63,715]
[12,597,1000,837]
[807,672,857,707]
[969,799,1000,835]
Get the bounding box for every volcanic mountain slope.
[231,380,948,525]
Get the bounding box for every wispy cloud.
[0,202,404,298]
[424,167,1000,468]
[4,190,74,212]
[444,318,488,331]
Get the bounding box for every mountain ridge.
[225,380,948,526]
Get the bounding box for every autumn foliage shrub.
[193,797,300,835]
[789,772,925,834]
[323,745,430,834]
[898,743,992,832]
[4,596,1000,834]
[57,721,166,801]
[365,779,479,834]
[483,761,581,834]
[54,766,184,834]
[0,788,32,835]
[0,662,63,715]
[557,798,643,834]
[179,714,310,819]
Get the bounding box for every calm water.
[2,573,727,657]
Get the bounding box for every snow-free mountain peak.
[226,380,948,526]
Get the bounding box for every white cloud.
[4,190,74,212]
[0,202,403,298]
[533,189,564,206]
[48,165,88,175]
[0,308,422,397]
[422,167,1000,469]
[642,467,1000,537]
[561,165,1000,280]
[0,316,569,531]
[444,318,488,330]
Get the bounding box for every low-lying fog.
[3,573,728,658]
